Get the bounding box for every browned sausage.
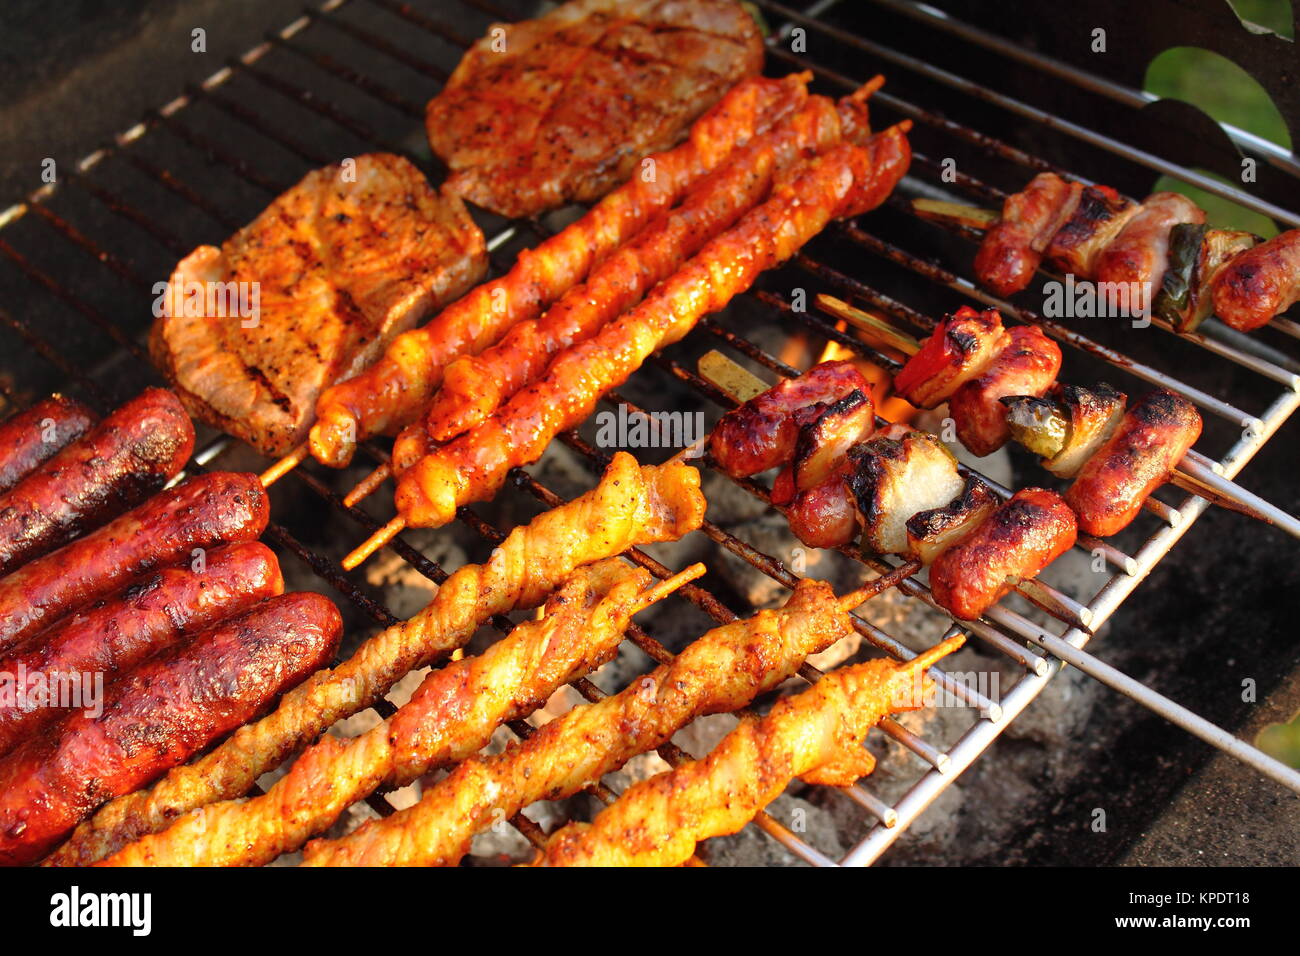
[0,388,194,574]
[709,361,867,477]
[929,488,1077,620]
[1065,390,1201,537]
[1211,229,1300,331]
[779,462,860,549]
[1094,192,1204,308]
[0,591,340,865]
[974,173,1082,297]
[0,396,96,494]
[0,471,269,652]
[0,541,283,756]
[949,325,1062,456]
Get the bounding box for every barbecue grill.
[1,0,1297,866]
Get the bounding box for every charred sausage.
[709,361,868,477]
[1211,229,1300,331]
[974,173,1082,297]
[929,488,1077,621]
[0,471,269,652]
[0,388,194,574]
[948,325,1062,456]
[1065,390,1201,537]
[0,591,340,865]
[0,541,283,756]
[0,396,96,494]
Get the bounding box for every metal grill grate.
[1,0,1298,866]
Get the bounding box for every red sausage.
[949,325,1062,456]
[0,541,284,756]
[0,471,269,652]
[782,462,859,549]
[0,388,194,574]
[974,173,1082,297]
[1211,229,1300,331]
[1065,390,1201,537]
[929,488,1077,621]
[709,361,868,477]
[0,591,340,865]
[0,396,96,494]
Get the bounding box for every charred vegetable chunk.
[849,427,964,557]
[893,306,1008,409]
[905,475,1000,566]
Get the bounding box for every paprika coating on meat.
[395,127,912,529]
[98,559,688,866]
[45,453,704,866]
[407,87,877,457]
[300,578,855,866]
[532,637,962,867]
[309,74,812,468]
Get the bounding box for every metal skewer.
[815,293,1300,540]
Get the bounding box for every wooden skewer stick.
[343,514,406,571]
[260,441,309,488]
[910,197,999,231]
[632,561,708,612]
[344,461,392,507]
[816,293,1298,536]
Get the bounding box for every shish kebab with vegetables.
[814,295,1298,539]
[913,171,1300,334]
[706,354,1078,622]
[706,312,1297,619]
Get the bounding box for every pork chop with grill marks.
[149,153,486,457]
[426,0,765,218]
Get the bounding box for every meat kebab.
[926,171,1298,333]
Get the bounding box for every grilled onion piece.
[1002,382,1126,478]
[850,427,964,557]
[792,388,875,491]
[905,475,999,566]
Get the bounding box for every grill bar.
[0,0,1295,867]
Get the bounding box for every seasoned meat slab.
[150,153,486,457]
[426,0,764,218]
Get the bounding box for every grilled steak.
[150,153,486,457]
[426,0,764,218]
